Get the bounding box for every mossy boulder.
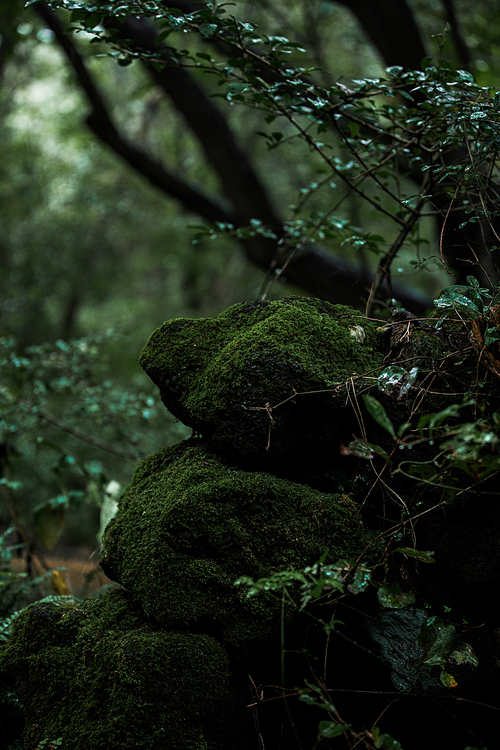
[0,297,389,750]
[0,589,232,750]
[99,440,378,646]
[139,298,383,474]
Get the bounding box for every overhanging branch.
[35,3,236,224]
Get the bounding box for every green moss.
[0,299,387,750]
[0,589,231,750]
[100,440,379,646]
[139,298,384,469]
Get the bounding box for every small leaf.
[348,563,372,594]
[362,394,396,438]
[377,583,415,609]
[342,439,389,461]
[417,616,456,667]
[348,122,359,138]
[449,642,479,668]
[373,727,404,750]
[397,421,412,437]
[378,366,418,400]
[434,285,483,315]
[394,547,435,563]
[199,23,218,37]
[484,326,500,347]
[440,670,458,688]
[317,721,348,738]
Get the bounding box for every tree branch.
[35,3,433,313]
[34,3,237,225]
[114,15,284,231]
[333,0,428,70]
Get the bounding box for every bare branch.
[34,3,433,313]
[34,3,236,225]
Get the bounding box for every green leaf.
[449,642,479,668]
[397,421,412,437]
[373,727,404,749]
[378,366,418,400]
[167,15,186,29]
[317,721,348,738]
[434,285,483,315]
[362,394,396,438]
[440,670,458,688]
[484,326,500,347]
[394,547,435,563]
[377,583,415,609]
[348,563,372,594]
[417,616,457,667]
[343,438,389,462]
[227,82,250,97]
[348,122,359,138]
[199,23,218,38]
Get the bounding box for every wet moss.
[0,298,388,749]
[0,589,231,750]
[100,440,379,646]
[139,298,384,473]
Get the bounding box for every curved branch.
[34,3,236,224]
[115,15,284,231]
[34,3,433,313]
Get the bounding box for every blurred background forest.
[1,0,500,602]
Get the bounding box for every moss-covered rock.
[99,440,378,646]
[0,298,389,750]
[0,589,231,750]
[139,298,383,474]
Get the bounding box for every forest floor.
[10,546,114,601]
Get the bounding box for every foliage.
[0,330,189,629]
[0,527,65,625]
[2,1,500,747]
[28,0,500,309]
[236,547,478,748]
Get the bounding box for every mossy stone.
[0,589,231,750]
[139,297,384,473]
[100,440,379,646]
